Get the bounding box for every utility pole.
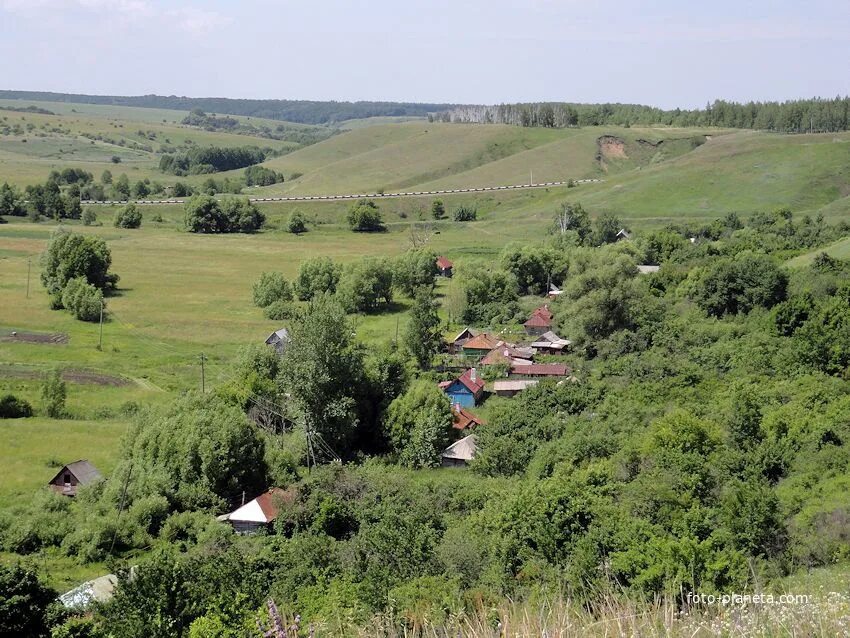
[199,353,206,393]
[97,299,104,350]
[25,258,31,299]
[530,169,533,186]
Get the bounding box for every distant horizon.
[2,88,847,110]
[1,1,847,109]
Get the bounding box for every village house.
[218,487,291,535]
[547,283,563,299]
[436,255,454,277]
[480,341,535,367]
[530,330,572,354]
[452,404,484,430]
[48,460,102,497]
[448,327,478,354]
[460,333,499,361]
[439,368,485,408]
[493,379,538,397]
[264,327,291,354]
[442,434,476,467]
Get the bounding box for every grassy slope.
[786,234,850,267]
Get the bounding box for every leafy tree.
[244,165,283,186]
[40,230,118,299]
[41,369,66,418]
[263,300,299,321]
[133,180,150,198]
[114,173,131,199]
[689,253,788,316]
[252,272,293,308]
[593,212,622,245]
[101,169,113,184]
[554,202,591,243]
[404,287,442,369]
[277,295,366,454]
[113,203,142,228]
[501,244,564,295]
[81,208,98,226]
[0,182,26,216]
[461,267,519,324]
[431,199,445,220]
[393,250,438,297]
[173,181,192,197]
[60,277,103,321]
[384,381,453,468]
[0,394,33,418]
[220,196,265,232]
[286,211,307,234]
[347,199,385,232]
[294,257,342,301]
[0,564,55,638]
[336,258,394,313]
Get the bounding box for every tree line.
[436,96,850,133]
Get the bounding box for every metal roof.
[49,460,102,486]
[442,434,477,461]
[493,379,539,391]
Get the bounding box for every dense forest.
[4,200,850,636]
[437,97,850,132]
[0,91,455,125]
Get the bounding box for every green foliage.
[385,381,453,468]
[252,272,293,308]
[286,210,307,234]
[160,145,266,175]
[81,208,97,226]
[295,257,342,301]
[0,182,26,216]
[689,253,788,317]
[404,287,442,369]
[60,277,103,321]
[501,244,564,295]
[347,199,385,232]
[553,202,591,243]
[244,165,284,186]
[461,267,519,324]
[263,300,299,321]
[41,369,67,418]
[336,258,394,313]
[183,195,264,233]
[0,564,54,638]
[393,250,438,297]
[431,199,445,220]
[113,203,142,228]
[452,205,477,222]
[40,229,118,298]
[0,394,33,418]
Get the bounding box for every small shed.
[436,256,454,278]
[48,460,102,497]
[510,363,569,378]
[452,405,484,431]
[530,330,572,354]
[442,434,477,467]
[265,327,291,355]
[637,264,660,274]
[523,313,552,336]
[441,368,485,408]
[218,487,290,535]
[59,574,118,609]
[616,228,631,241]
[493,379,538,397]
[547,283,563,299]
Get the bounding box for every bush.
[287,211,307,234]
[0,564,55,637]
[453,205,477,222]
[347,199,385,232]
[40,230,119,297]
[295,257,342,301]
[252,272,293,308]
[183,195,264,233]
[61,277,103,321]
[431,199,445,220]
[41,369,66,418]
[264,300,299,321]
[113,203,142,229]
[81,208,97,226]
[336,258,394,313]
[244,165,284,186]
[0,394,33,418]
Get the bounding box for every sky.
[1,0,848,108]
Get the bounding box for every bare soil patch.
[0,365,128,386]
[0,330,69,345]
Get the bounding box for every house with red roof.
[461,333,499,360]
[218,487,292,534]
[509,363,570,377]
[523,313,552,336]
[441,368,485,408]
[436,256,453,277]
[452,405,485,430]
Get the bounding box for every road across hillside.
[82,178,602,206]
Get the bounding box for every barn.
[442,434,477,467]
[47,460,102,497]
[218,487,290,535]
[264,327,291,355]
[436,256,454,277]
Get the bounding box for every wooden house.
[436,256,454,278]
[461,333,499,360]
[448,327,478,353]
[264,327,291,355]
[523,304,554,336]
[442,434,477,467]
[530,330,572,354]
[218,487,290,535]
[440,368,485,408]
[509,363,570,378]
[48,460,102,497]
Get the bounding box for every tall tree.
[404,287,443,369]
